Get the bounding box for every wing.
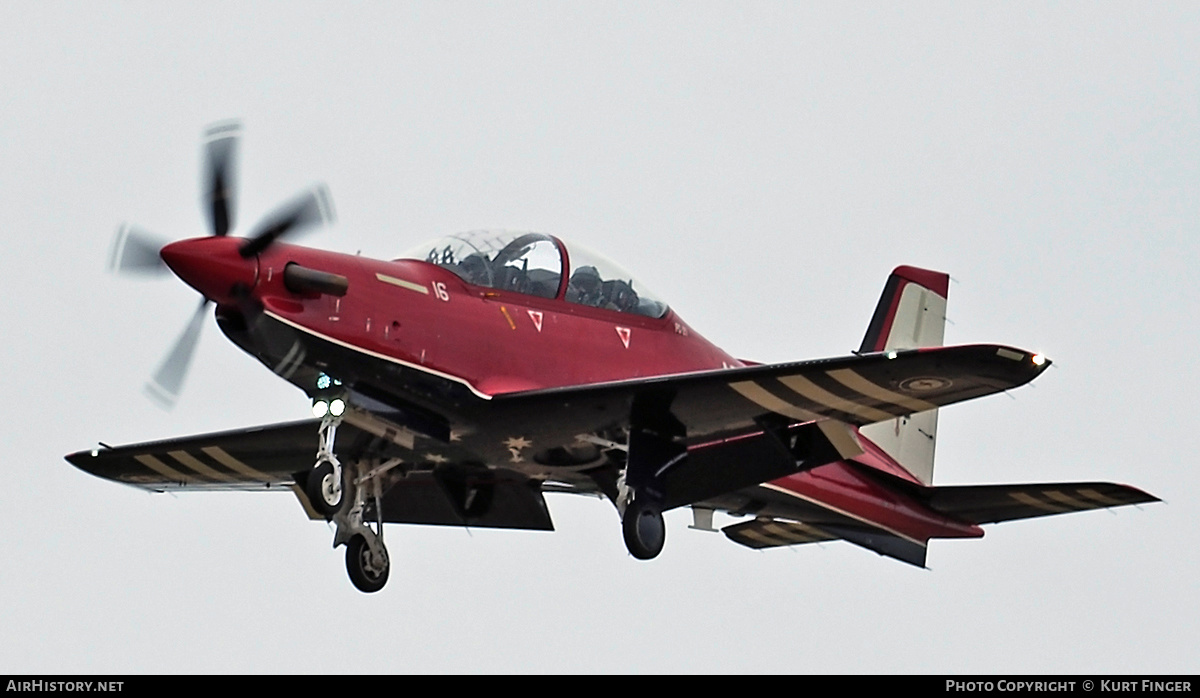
[486,344,1048,440]
[66,420,325,491]
[469,344,1049,510]
[65,419,554,530]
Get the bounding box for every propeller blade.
[107,224,170,276]
[239,184,334,258]
[144,299,210,409]
[202,121,241,237]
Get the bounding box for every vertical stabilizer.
[857,266,948,485]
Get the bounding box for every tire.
[346,534,389,593]
[306,461,343,517]
[622,497,666,560]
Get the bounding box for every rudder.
[857,266,949,485]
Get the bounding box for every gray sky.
[1,2,1196,673]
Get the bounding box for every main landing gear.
[620,490,666,560]
[616,394,687,560]
[306,434,344,518]
[305,404,399,593]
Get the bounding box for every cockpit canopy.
[400,230,668,319]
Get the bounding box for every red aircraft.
[68,124,1158,592]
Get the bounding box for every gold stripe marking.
[133,454,193,483]
[827,368,939,413]
[1043,490,1095,511]
[201,447,274,482]
[375,273,429,295]
[730,381,822,422]
[1077,488,1123,506]
[817,420,865,459]
[168,450,238,483]
[1010,492,1069,512]
[777,374,896,424]
[763,522,824,544]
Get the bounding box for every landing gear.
[622,495,665,560]
[304,401,401,592]
[330,456,399,593]
[615,393,687,560]
[306,459,343,516]
[346,533,389,593]
[306,410,345,517]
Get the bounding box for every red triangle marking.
[616,326,631,348]
[528,310,543,332]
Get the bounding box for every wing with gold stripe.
[491,343,1049,441]
[65,419,399,492]
[926,482,1160,524]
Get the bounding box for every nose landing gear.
[305,404,400,593]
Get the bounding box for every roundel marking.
[898,376,952,393]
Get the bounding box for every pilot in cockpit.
[567,265,605,308]
[457,252,492,287]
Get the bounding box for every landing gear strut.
[304,403,400,593]
[306,411,345,517]
[331,456,398,593]
[616,392,686,560]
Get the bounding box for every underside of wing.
[65,419,555,531]
[65,420,328,491]
[488,344,1050,443]
[471,344,1048,512]
[926,482,1160,524]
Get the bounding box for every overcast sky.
[1,2,1196,673]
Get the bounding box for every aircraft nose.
[160,237,258,305]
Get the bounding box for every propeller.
[109,121,335,408]
[144,299,211,408]
[107,224,171,276]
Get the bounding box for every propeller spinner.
[108,121,335,408]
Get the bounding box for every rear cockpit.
[401,230,668,318]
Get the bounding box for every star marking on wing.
[504,436,532,451]
[504,436,532,464]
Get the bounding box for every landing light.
[329,398,346,417]
[1032,353,1047,366]
[312,400,329,418]
[316,373,332,390]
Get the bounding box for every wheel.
[622,497,666,560]
[306,460,343,517]
[346,534,389,593]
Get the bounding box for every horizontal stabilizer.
[722,517,927,567]
[722,518,837,549]
[927,482,1159,524]
[821,524,927,567]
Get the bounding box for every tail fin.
[857,266,949,485]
